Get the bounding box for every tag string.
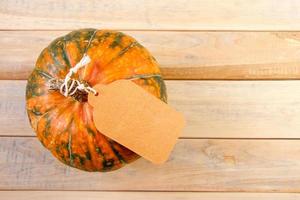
[60,54,98,97]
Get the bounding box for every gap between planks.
[5,29,300,32]
[1,191,300,200]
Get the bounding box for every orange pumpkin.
[26,29,167,171]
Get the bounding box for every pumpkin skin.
[26,29,167,172]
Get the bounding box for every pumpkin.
[26,29,167,172]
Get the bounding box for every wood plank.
[2,0,300,30]
[2,191,300,200]
[3,31,300,80]
[3,80,300,138]
[2,137,300,192]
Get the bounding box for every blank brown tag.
[88,80,185,164]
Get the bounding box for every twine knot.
[60,54,97,97]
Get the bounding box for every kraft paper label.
[88,80,185,164]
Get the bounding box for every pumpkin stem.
[49,78,90,102]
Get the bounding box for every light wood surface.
[2,0,300,31]
[2,31,300,80]
[3,80,300,138]
[2,0,300,198]
[2,137,300,192]
[2,191,300,200]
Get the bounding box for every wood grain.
[2,137,300,192]
[3,80,300,138]
[2,0,300,31]
[2,191,300,200]
[3,31,300,80]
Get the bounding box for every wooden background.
[2,0,300,199]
